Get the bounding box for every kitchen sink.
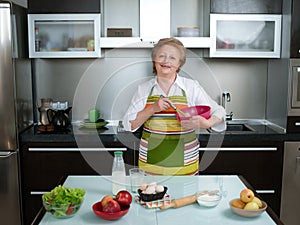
[206,120,256,133]
[226,123,254,132]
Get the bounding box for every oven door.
[291,64,300,108]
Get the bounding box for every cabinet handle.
[296,157,300,163]
[30,191,48,195]
[295,122,300,126]
[0,151,15,157]
[256,190,275,194]
[199,147,277,151]
[28,148,127,152]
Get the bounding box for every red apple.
[240,188,255,203]
[102,198,121,213]
[116,190,132,206]
[100,195,114,207]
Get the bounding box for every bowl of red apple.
[92,190,132,220]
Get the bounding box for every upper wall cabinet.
[27,0,101,58]
[100,0,211,48]
[28,0,100,13]
[210,14,282,58]
[291,0,300,57]
[211,0,282,14]
[28,14,101,58]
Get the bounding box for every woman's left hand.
[180,116,212,130]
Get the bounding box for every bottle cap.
[114,151,123,155]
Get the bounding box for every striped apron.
[138,88,199,175]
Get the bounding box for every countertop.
[19,119,300,145]
[33,175,282,225]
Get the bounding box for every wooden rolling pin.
[159,190,219,210]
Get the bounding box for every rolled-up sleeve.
[122,83,151,131]
[185,79,226,132]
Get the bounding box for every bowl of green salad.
[42,185,85,219]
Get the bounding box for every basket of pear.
[229,188,267,218]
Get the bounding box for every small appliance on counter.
[37,99,72,132]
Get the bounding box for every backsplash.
[34,49,268,122]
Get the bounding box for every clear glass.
[129,168,145,193]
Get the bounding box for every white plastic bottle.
[112,151,126,195]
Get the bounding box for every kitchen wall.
[12,0,27,8]
[34,48,269,122]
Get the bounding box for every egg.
[143,185,156,194]
[155,185,164,193]
[139,183,148,191]
[148,182,157,187]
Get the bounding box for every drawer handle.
[30,191,48,195]
[295,122,300,126]
[256,190,275,194]
[28,148,127,152]
[199,147,277,151]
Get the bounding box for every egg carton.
[135,194,171,209]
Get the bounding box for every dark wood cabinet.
[287,116,300,133]
[291,0,300,57]
[28,0,100,13]
[211,0,282,14]
[20,141,135,225]
[198,141,283,216]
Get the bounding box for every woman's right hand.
[152,97,170,112]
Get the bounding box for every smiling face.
[154,44,181,77]
[151,38,186,76]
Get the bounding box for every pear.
[244,201,259,210]
[231,199,245,209]
[252,196,262,208]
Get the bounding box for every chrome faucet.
[222,91,233,120]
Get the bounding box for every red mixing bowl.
[176,105,211,121]
[92,201,130,220]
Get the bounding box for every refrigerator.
[0,1,33,225]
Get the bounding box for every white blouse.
[122,75,226,132]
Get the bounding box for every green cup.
[88,109,99,122]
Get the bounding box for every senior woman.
[123,38,226,175]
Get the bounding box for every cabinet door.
[211,0,282,14]
[28,14,101,58]
[291,0,300,57]
[28,0,100,13]
[210,14,282,58]
[199,141,283,216]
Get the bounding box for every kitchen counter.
[32,175,283,225]
[19,120,300,145]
